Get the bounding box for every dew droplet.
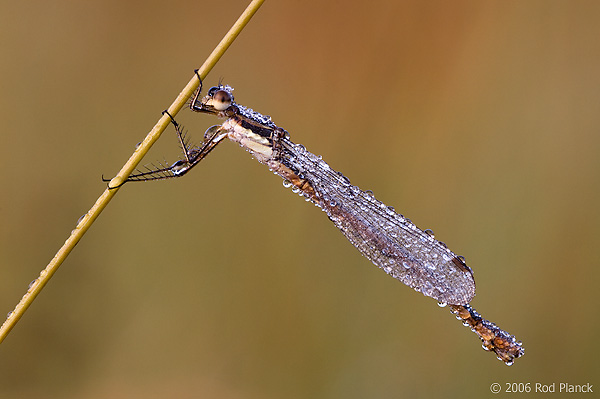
[424,229,435,238]
[135,141,142,150]
[307,152,319,162]
[437,302,447,307]
[282,180,292,188]
[339,173,351,186]
[77,214,86,225]
[422,282,434,296]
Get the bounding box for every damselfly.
[106,75,524,365]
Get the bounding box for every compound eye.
[211,89,233,111]
[207,86,220,97]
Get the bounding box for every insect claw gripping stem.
[102,110,182,189]
[161,110,179,127]
[162,110,193,163]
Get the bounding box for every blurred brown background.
[1,1,599,398]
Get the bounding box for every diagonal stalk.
[0,0,266,344]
